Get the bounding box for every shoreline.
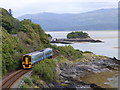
[57,55,119,89]
[50,38,103,44]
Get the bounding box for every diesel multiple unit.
[22,48,53,69]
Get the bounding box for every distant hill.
[18,8,118,31]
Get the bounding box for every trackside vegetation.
[57,45,83,60]
[32,59,56,82]
[1,8,50,74]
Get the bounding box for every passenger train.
[22,48,53,69]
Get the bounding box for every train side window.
[45,51,52,56]
[34,55,43,60]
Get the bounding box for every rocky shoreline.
[48,57,119,89]
[50,38,103,44]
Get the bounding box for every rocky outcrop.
[50,38,103,44]
[64,38,102,43]
[54,57,119,89]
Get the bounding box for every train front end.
[22,55,32,69]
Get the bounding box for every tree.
[67,31,90,39]
[8,9,12,16]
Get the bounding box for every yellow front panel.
[22,65,32,69]
[22,55,32,69]
[25,57,29,65]
[22,62,25,64]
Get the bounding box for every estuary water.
[46,30,119,59]
[46,30,119,88]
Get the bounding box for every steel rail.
[1,69,30,89]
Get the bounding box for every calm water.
[46,30,119,59]
[46,30,119,88]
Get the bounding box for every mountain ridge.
[18,8,118,31]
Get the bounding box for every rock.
[48,83,54,88]
[56,64,62,75]
[51,38,103,44]
[112,57,117,60]
[54,56,119,89]
[90,83,106,90]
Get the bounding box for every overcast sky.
[0,0,119,17]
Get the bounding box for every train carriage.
[43,48,53,59]
[22,48,53,69]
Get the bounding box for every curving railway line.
[52,49,60,58]
[1,49,59,89]
[1,70,30,89]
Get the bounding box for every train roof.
[43,48,52,52]
[25,48,52,56]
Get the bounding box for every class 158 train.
[22,48,53,69]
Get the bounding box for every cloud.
[0,0,119,17]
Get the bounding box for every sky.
[0,0,119,17]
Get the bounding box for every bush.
[48,34,52,39]
[20,84,30,89]
[31,75,40,83]
[56,56,69,63]
[84,51,93,53]
[57,45,83,60]
[33,59,56,82]
[24,77,33,86]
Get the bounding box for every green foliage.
[33,59,56,82]
[1,8,21,34]
[8,9,12,16]
[47,34,52,39]
[57,45,83,60]
[20,84,30,89]
[31,75,40,83]
[23,77,33,86]
[2,28,19,74]
[1,8,51,75]
[50,45,58,49]
[83,51,93,53]
[67,31,90,39]
[56,56,69,63]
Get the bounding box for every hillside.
[18,8,118,31]
[1,8,50,74]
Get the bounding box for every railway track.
[1,49,59,89]
[52,49,60,58]
[1,69,30,89]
